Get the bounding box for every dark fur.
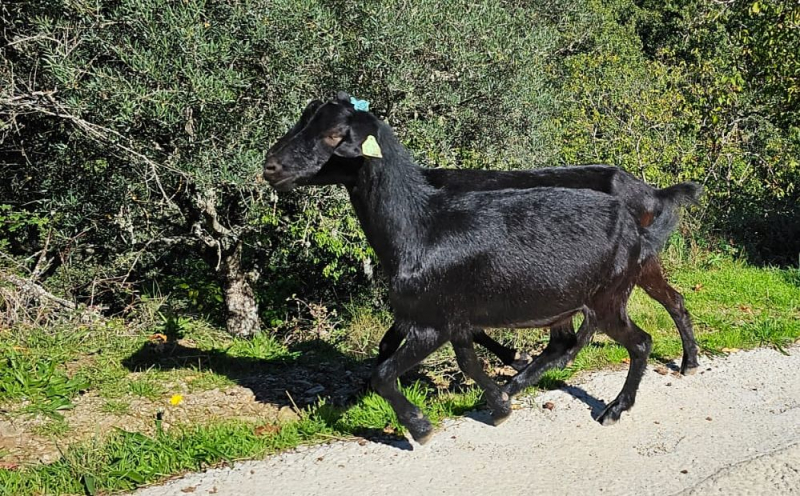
[264,92,700,443]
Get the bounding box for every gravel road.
[136,346,800,496]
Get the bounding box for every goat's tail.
[640,182,703,262]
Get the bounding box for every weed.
[0,349,89,419]
[338,304,393,357]
[126,378,165,401]
[30,418,70,438]
[100,400,131,415]
[225,332,298,361]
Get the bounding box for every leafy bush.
[1,0,797,337]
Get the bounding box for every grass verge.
[0,383,482,496]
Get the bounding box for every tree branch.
[2,273,76,309]
[1,89,187,209]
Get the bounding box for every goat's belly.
[389,249,615,326]
[390,286,586,328]
[467,298,582,328]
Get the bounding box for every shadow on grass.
[122,339,374,410]
[123,333,663,444]
[124,338,460,411]
[122,338,465,450]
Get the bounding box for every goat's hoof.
[680,360,700,376]
[596,401,623,426]
[491,409,512,426]
[510,352,533,372]
[407,417,434,445]
[414,429,434,446]
[490,392,512,425]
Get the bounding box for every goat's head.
[264,91,380,191]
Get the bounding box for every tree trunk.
[218,240,260,337]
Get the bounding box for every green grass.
[0,349,90,419]
[0,383,483,496]
[30,418,70,438]
[224,332,299,361]
[0,415,337,496]
[126,378,165,401]
[1,258,798,495]
[100,400,131,416]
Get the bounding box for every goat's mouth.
[265,171,321,192]
[268,175,299,192]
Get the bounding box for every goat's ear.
[333,116,380,158]
[300,99,323,121]
[332,133,363,158]
[336,91,352,104]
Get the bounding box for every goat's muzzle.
[263,157,297,191]
[263,157,283,179]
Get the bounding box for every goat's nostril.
[264,159,282,175]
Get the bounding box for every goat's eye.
[323,132,345,147]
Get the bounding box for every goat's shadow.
[122,338,450,449]
[123,339,371,408]
[122,337,619,445]
[560,385,608,418]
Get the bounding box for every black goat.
[264,93,701,444]
[268,99,701,376]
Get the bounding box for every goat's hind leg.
[504,316,597,397]
[595,315,652,426]
[371,322,448,444]
[378,323,531,372]
[452,334,512,425]
[474,331,532,371]
[638,257,699,375]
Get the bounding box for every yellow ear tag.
[361,135,383,158]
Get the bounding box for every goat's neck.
[347,128,433,277]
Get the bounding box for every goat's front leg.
[371,323,448,445]
[595,316,652,425]
[504,316,597,397]
[376,322,404,365]
[452,335,512,425]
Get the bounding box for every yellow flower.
[169,394,184,406]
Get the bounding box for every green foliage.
[0,204,49,255]
[632,0,800,263]
[0,348,89,419]
[737,1,800,123]
[2,0,799,339]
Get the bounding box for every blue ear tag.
[350,97,370,112]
